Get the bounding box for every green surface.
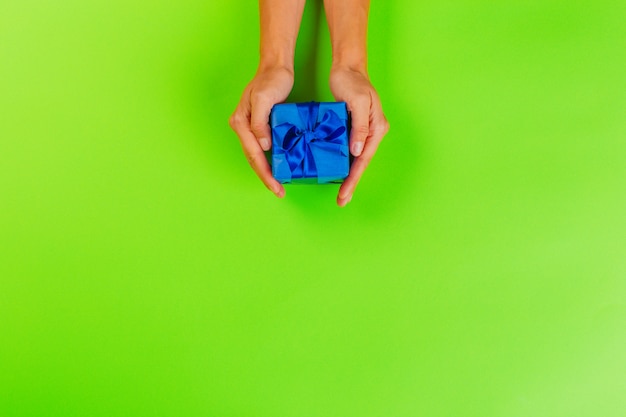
[1,1,625,416]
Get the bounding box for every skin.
[230,0,388,206]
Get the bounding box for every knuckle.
[250,121,268,133]
[245,152,260,167]
[229,113,243,130]
[353,124,370,138]
[368,119,389,140]
[382,119,390,134]
[376,120,390,138]
[360,153,373,165]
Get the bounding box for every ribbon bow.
[272,102,348,183]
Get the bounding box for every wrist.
[256,61,295,79]
[330,61,368,78]
[258,43,295,73]
[331,49,367,76]
[259,44,295,71]
[258,49,295,75]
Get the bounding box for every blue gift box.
[271,101,350,184]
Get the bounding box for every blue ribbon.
[272,102,348,183]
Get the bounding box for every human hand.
[229,66,294,198]
[329,66,389,206]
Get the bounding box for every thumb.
[250,96,273,151]
[348,97,370,157]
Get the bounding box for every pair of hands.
[229,65,389,206]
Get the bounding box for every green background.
[1,1,625,416]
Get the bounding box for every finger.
[337,154,369,207]
[230,112,285,198]
[241,130,285,198]
[337,114,389,207]
[250,94,273,152]
[347,95,371,157]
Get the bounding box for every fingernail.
[338,187,351,200]
[274,187,285,198]
[351,141,364,156]
[260,138,270,151]
[339,194,352,207]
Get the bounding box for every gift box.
[271,101,350,184]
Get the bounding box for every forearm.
[323,0,369,74]
[259,0,306,72]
